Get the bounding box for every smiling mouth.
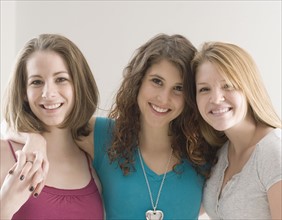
[151,103,170,113]
[210,107,231,114]
[41,103,63,110]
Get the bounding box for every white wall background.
[1,1,281,120]
[0,1,280,219]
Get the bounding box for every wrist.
[0,194,14,220]
[23,133,46,153]
[27,133,45,142]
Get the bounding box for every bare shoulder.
[1,139,10,159]
[0,140,23,168]
[1,139,24,152]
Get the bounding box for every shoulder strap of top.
[7,140,17,162]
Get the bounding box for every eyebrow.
[148,73,183,85]
[196,79,226,85]
[148,73,164,80]
[28,71,69,79]
[196,82,208,85]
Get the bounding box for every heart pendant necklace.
[138,148,173,220]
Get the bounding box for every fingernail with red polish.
[34,193,38,198]
[20,175,24,180]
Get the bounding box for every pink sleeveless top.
[8,140,104,220]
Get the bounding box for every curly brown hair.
[108,34,215,178]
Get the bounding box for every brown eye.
[56,77,67,83]
[174,86,183,92]
[30,80,43,86]
[223,84,234,90]
[151,78,162,86]
[199,87,209,92]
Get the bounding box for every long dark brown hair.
[108,34,214,177]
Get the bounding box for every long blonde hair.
[191,42,281,146]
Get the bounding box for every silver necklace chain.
[138,148,173,212]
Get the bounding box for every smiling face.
[195,61,248,131]
[26,51,74,129]
[137,59,184,129]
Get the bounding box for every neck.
[138,121,177,174]
[42,128,79,155]
[139,125,172,153]
[225,116,272,155]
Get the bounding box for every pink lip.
[38,103,64,116]
[209,107,232,116]
[149,103,171,115]
[40,103,63,110]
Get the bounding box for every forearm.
[268,180,282,219]
[21,134,48,196]
[75,116,95,159]
[22,133,47,157]
[0,195,13,220]
[1,150,46,219]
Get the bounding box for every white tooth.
[212,108,229,114]
[44,103,61,109]
[152,104,168,113]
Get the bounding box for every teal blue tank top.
[93,117,204,219]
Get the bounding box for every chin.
[43,119,65,127]
[212,125,230,132]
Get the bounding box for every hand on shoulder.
[0,148,44,219]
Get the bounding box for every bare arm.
[4,133,49,197]
[22,134,48,195]
[1,115,96,159]
[0,140,44,219]
[199,204,205,215]
[1,120,27,143]
[267,180,282,219]
[1,116,95,195]
[75,116,96,159]
[198,204,210,220]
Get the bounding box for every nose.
[209,89,225,104]
[42,82,57,99]
[156,88,171,104]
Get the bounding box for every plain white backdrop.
[0,1,281,219]
[1,1,281,120]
